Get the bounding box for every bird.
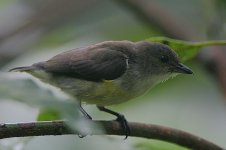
[10,40,193,138]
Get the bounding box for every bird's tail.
[9,66,36,72]
[9,62,45,72]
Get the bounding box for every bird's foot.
[115,114,130,139]
[97,106,130,139]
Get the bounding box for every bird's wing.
[42,47,129,81]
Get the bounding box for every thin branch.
[0,121,224,150]
[114,0,197,40]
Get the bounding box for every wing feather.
[42,48,129,81]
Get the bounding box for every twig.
[114,0,197,40]
[0,120,224,150]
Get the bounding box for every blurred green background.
[0,0,226,150]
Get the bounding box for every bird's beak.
[174,63,193,74]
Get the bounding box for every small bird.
[10,41,193,138]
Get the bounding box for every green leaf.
[148,37,226,62]
[37,108,61,121]
[135,140,189,150]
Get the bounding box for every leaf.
[0,72,97,133]
[148,37,226,62]
[37,109,62,121]
[0,72,65,106]
[135,140,189,150]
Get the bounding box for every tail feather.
[9,66,36,72]
[9,62,45,72]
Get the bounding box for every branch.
[114,0,197,40]
[0,121,224,150]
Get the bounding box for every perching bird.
[10,41,193,138]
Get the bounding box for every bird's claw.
[116,114,130,139]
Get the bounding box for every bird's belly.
[29,70,171,106]
[29,70,160,106]
[55,78,134,106]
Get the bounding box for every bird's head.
[135,41,193,77]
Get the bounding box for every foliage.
[0,72,93,133]
[37,109,61,121]
[135,140,189,150]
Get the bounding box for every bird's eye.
[160,55,169,63]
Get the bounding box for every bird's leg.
[97,106,130,139]
[78,101,92,138]
[79,101,92,120]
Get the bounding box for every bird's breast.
[67,79,134,106]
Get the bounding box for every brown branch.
[0,120,224,150]
[114,0,197,40]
